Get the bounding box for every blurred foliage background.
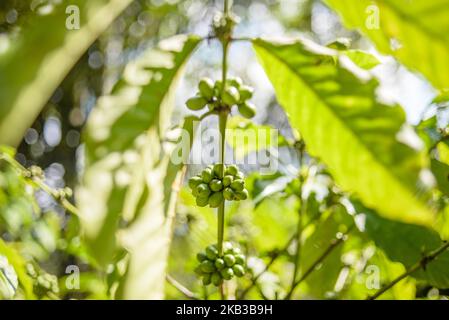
[1,0,449,300]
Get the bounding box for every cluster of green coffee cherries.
[186,77,256,119]
[195,242,246,286]
[188,164,248,208]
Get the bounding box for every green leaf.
[433,90,449,104]
[416,116,441,151]
[360,208,449,288]
[253,38,433,227]
[0,0,133,147]
[0,239,35,299]
[430,159,449,196]
[327,40,380,70]
[344,50,380,70]
[77,35,200,299]
[325,0,449,90]
[438,141,449,165]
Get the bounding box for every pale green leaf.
[0,255,18,299]
[0,0,133,147]
[438,141,449,164]
[253,38,433,227]
[416,116,441,151]
[0,239,35,299]
[77,35,200,299]
[325,0,449,90]
[345,50,380,70]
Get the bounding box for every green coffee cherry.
[222,86,240,106]
[225,165,238,176]
[202,274,212,285]
[215,258,225,270]
[198,78,215,99]
[224,254,236,267]
[195,266,204,275]
[213,163,225,179]
[223,175,233,187]
[235,254,245,265]
[238,101,256,118]
[227,77,243,89]
[223,187,235,201]
[230,179,244,191]
[210,179,223,192]
[233,265,245,277]
[221,268,234,280]
[188,176,203,189]
[186,95,208,110]
[201,260,216,273]
[197,183,210,196]
[206,245,218,260]
[238,85,254,101]
[197,252,208,262]
[208,192,224,208]
[214,80,223,93]
[196,196,209,207]
[235,189,248,200]
[211,272,223,286]
[201,168,213,183]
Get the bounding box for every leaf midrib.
[254,42,422,208]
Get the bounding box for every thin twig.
[286,146,307,298]
[238,233,296,299]
[0,151,79,216]
[368,241,449,300]
[284,226,353,300]
[166,274,199,300]
[217,0,232,300]
[230,36,254,42]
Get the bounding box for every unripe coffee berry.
[215,258,225,270]
[232,265,245,277]
[209,179,223,192]
[201,260,216,273]
[198,78,215,100]
[224,254,236,267]
[222,86,240,106]
[238,101,256,119]
[206,245,218,260]
[208,192,224,208]
[221,268,234,280]
[186,95,208,110]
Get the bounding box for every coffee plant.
[1,0,449,301]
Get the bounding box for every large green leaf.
[0,0,133,147]
[325,0,449,90]
[77,35,200,299]
[253,38,433,227]
[359,209,449,288]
